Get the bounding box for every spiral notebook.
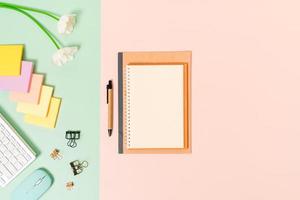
[118,51,191,154]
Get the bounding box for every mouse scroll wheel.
[34,176,46,187]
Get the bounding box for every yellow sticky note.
[0,45,23,76]
[24,97,61,128]
[16,85,53,117]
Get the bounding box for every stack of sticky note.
[0,44,61,128]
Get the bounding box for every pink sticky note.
[10,74,44,104]
[0,61,33,92]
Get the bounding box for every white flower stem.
[0,2,60,20]
[0,5,61,49]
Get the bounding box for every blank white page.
[125,64,184,149]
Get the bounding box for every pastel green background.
[0,0,100,199]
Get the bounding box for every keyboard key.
[1,137,9,145]
[12,150,20,157]
[3,150,12,158]
[6,143,15,151]
[0,164,12,179]
[23,153,33,161]
[0,132,4,140]
[5,162,17,174]
[3,129,11,138]
[16,155,27,165]
[0,156,8,164]
[0,145,6,152]
[0,124,5,131]
[0,177,5,186]
[14,162,23,170]
[9,156,17,164]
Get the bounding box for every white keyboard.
[0,113,36,187]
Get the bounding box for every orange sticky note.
[10,74,44,104]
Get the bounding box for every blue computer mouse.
[12,168,53,200]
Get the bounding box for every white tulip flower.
[57,14,76,35]
[52,47,78,66]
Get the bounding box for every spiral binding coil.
[125,66,131,148]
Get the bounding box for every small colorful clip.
[65,130,81,148]
[70,160,88,176]
[66,181,74,190]
[50,149,63,160]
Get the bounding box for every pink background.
[100,0,300,199]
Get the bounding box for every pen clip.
[106,80,112,104]
[106,84,109,104]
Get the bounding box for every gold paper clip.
[50,149,63,160]
[66,181,74,190]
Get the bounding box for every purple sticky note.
[0,61,33,92]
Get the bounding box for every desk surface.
[100,0,300,200]
[0,0,100,199]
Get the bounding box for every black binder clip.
[70,160,88,176]
[65,130,80,148]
